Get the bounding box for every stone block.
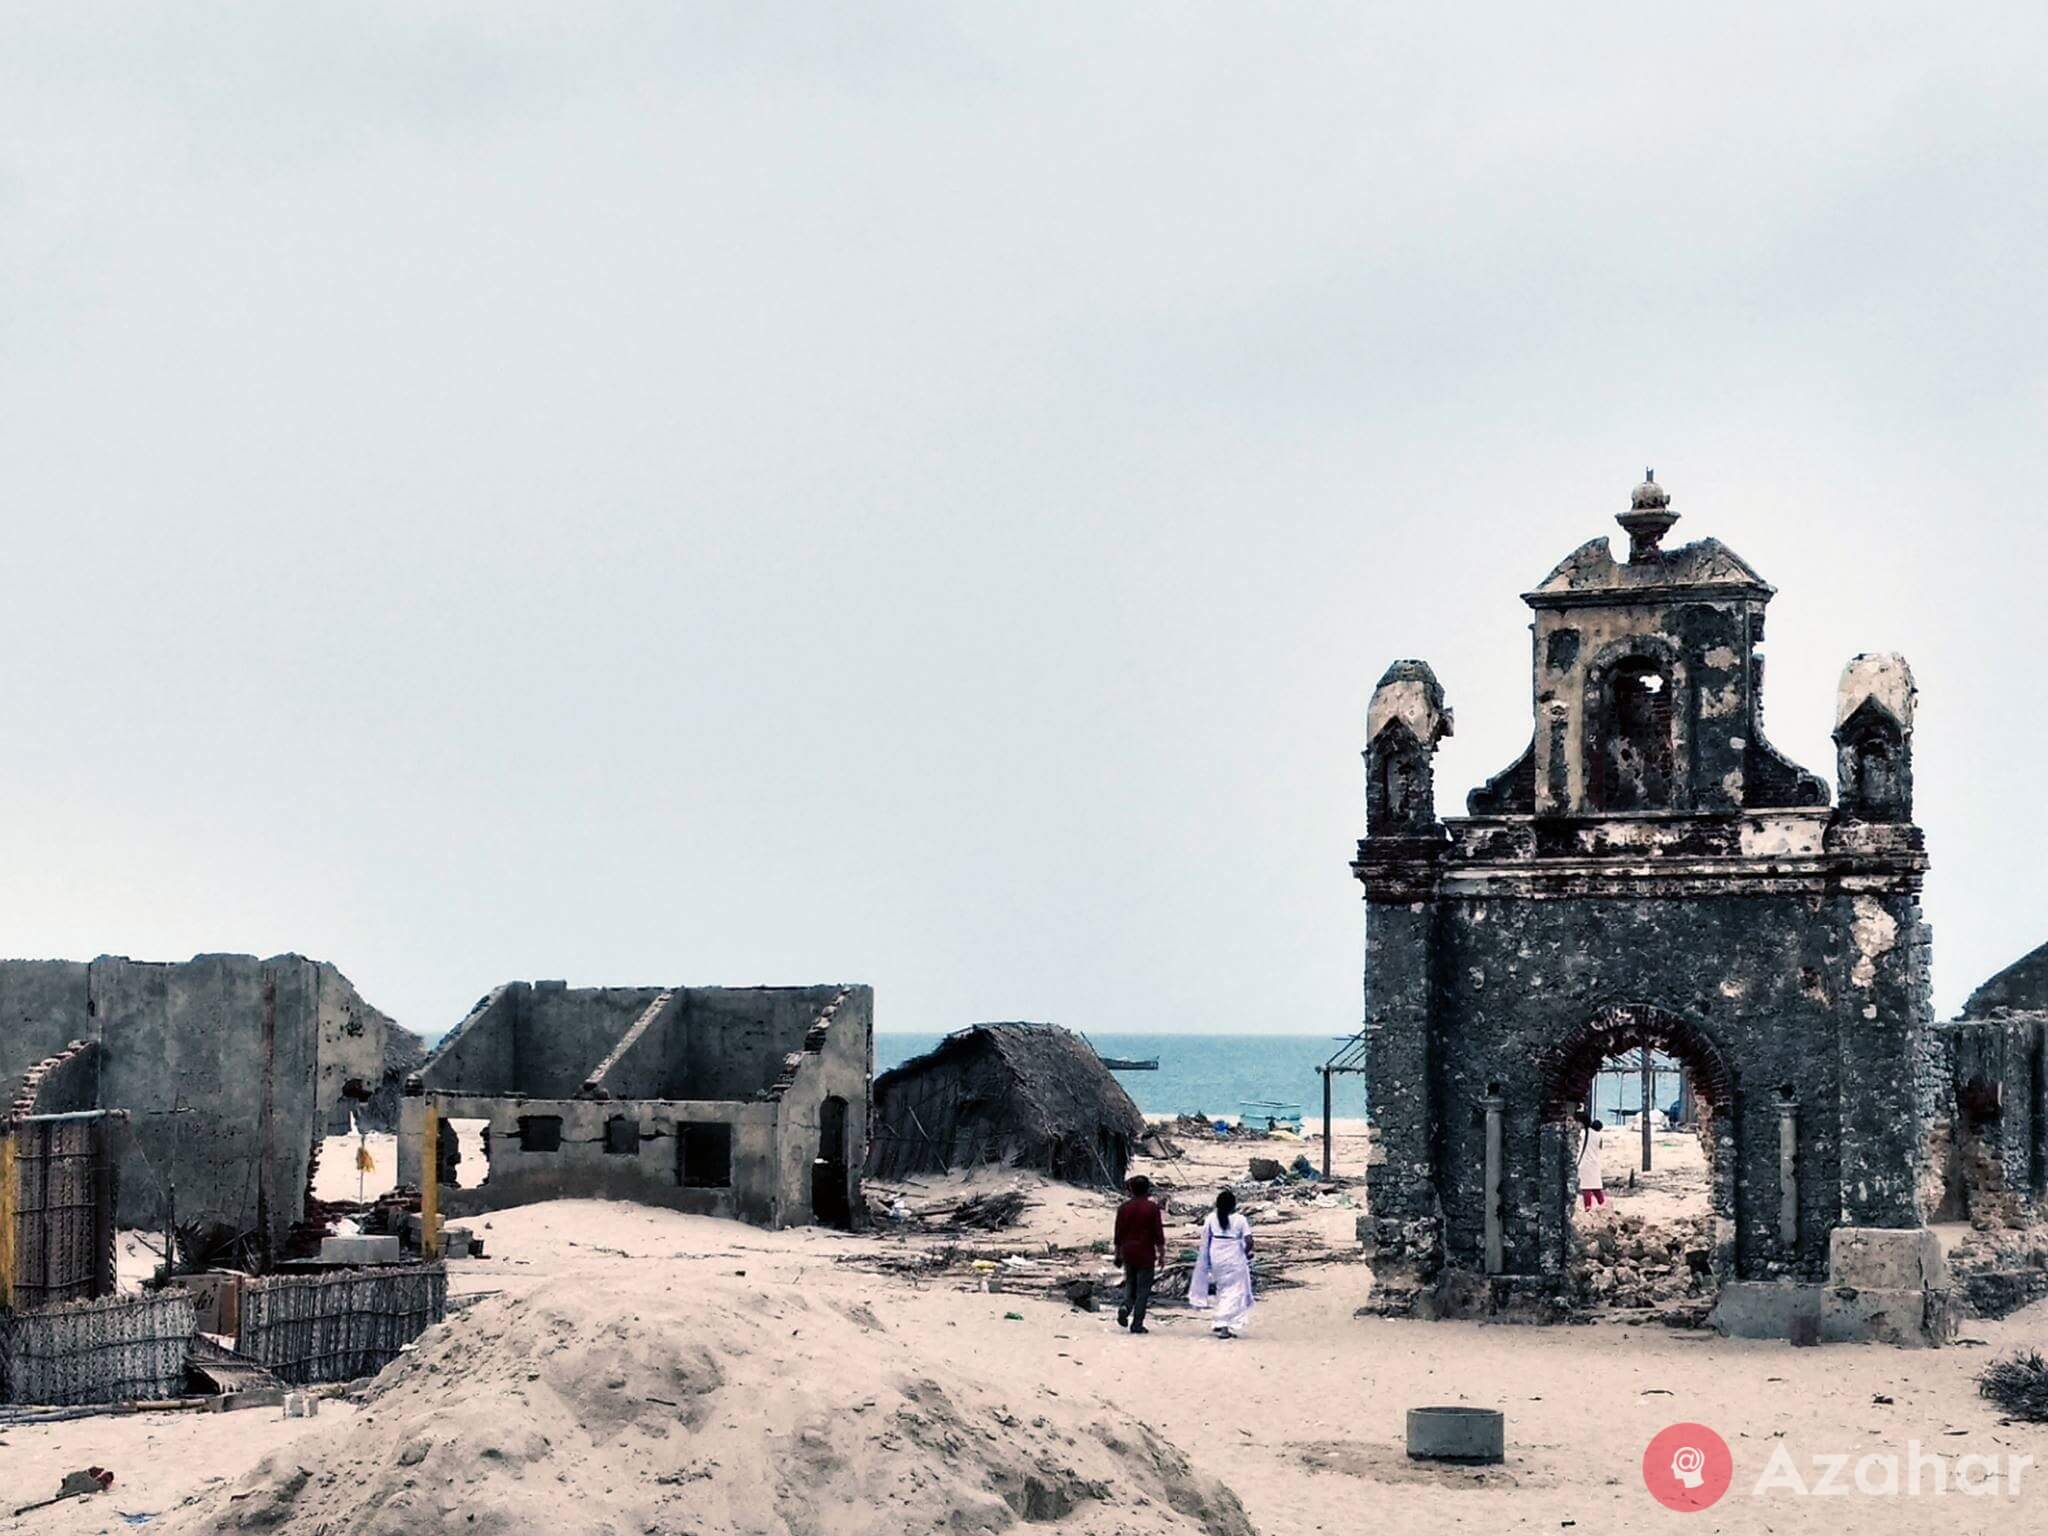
[319,1234,401,1265]
[1820,1285,1954,1347]
[1708,1280,1822,1340]
[1827,1226,1946,1290]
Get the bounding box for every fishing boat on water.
[1098,1055,1159,1071]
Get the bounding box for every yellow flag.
[356,1145,376,1173]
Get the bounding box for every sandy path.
[8,1129,2044,1534]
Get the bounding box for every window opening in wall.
[518,1115,563,1153]
[450,1117,491,1189]
[1595,658,1675,810]
[605,1115,641,1155]
[678,1122,733,1188]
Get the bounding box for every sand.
[6,1125,2045,1535]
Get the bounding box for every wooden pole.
[1639,1048,1653,1173]
[421,1103,442,1259]
[0,1132,18,1313]
[1321,1069,1334,1180]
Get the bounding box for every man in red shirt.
[1113,1174,1167,1334]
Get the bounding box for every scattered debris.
[13,1466,114,1516]
[1979,1351,2048,1422]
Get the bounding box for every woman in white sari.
[1188,1189,1254,1337]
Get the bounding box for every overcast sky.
[3,6,2044,1038]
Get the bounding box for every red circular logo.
[1642,1422,1733,1512]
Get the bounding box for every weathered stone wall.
[1963,940,2048,1017]
[1934,1015,2048,1225]
[1427,892,1852,1281]
[1356,485,1932,1334]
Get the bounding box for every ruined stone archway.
[1533,1003,1738,1286]
[1537,1002,1734,1115]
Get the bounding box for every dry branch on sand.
[1979,1351,2048,1422]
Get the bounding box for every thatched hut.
[866,1023,1149,1188]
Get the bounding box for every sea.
[875,1032,1686,1125]
[876,1032,1366,1122]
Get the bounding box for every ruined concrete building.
[0,954,416,1250]
[1926,940,2047,1250]
[1355,473,1949,1342]
[397,981,872,1229]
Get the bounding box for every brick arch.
[1536,1002,1733,1115]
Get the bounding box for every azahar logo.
[1643,1422,1734,1512]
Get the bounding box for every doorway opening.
[1539,1005,1736,1307]
[813,1095,852,1230]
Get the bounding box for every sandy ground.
[6,1124,2045,1534]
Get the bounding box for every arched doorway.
[1533,1004,1738,1290]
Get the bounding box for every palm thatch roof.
[868,1022,1147,1187]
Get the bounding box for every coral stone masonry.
[1354,473,1949,1342]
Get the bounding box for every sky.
[2,5,2044,1039]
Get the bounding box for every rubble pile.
[1568,1213,1716,1314]
[1944,1222,2048,1319]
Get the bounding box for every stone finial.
[1366,659,1453,749]
[1366,660,1451,836]
[1617,468,1680,561]
[1835,652,1916,822]
[1835,652,1916,733]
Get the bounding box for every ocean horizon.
[877,1031,1365,1121]
[877,1030,1685,1124]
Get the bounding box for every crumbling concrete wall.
[519,983,665,1098]
[424,985,520,1096]
[770,987,873,1222]
[402,980,874,1229]
[412,1093,783,1225]
[686,987,853,1100]
[312,960,419,1134]
[93,954,321,1244]
[0,962,93,1096]
[0,953,406,1248]
[8,1038,102,1117]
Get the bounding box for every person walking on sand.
[1577,1117,1608,1212]
[1188,1188,1254,1338]
[1113,1174,1167,1334]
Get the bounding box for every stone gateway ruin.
[1354,474,1950,1343]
